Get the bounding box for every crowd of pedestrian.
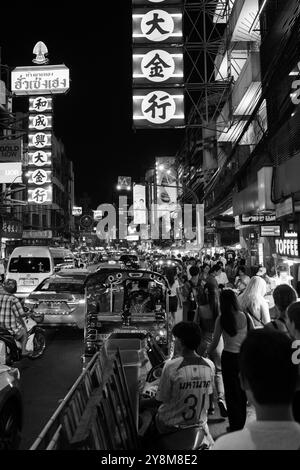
[155,251,300,449]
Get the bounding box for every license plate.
[22,279,35,286]
[38,301,70,312]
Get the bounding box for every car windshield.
[9,257,50,273]
[36,278,84,294]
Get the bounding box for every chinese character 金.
[144,93,172,120]
[33,170,47,184]
[145,13,170,36]
[144,53,171,78]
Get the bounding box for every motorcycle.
[0,309,46,365]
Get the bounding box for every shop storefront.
[274,228,300,295]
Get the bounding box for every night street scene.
[1,0,300,456]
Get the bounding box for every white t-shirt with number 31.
[155,356,215,433]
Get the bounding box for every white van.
[6,246,74,298]
[6,246,54,299]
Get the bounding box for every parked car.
[0,364,22,449]
[24,271,89,329]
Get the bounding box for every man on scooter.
[0,279,29,357]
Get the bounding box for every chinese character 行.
[144,93,172,120]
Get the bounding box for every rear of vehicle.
[25,274,87,329]
[49,248,75,271]
[6,246,53,299]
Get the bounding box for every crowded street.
[1,0,300,456]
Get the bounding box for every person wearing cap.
[0,279,29,356]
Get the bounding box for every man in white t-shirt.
[156,323,214,439]
[141,322,215,446]
[212,329,300,450]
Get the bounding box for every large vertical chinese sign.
[11,43,70,205]
[132,0,184,128]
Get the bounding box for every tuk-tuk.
[83,269,174,363]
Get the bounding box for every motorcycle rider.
[0,278,29,357]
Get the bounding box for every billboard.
[0,139,23,162]
[11,64,70,95]
[133,87,184,128]
[133,184,147,224]
[132,47,183,85]
[155,156,177,215]
[0,162,22,183]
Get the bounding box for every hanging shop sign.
[0,139,23,162]
[29,114,52,130]
[28,151,52,167]
[260,225,281,237]
[240,213,276,224]
[28,132,51,149]
[275,231,299,258]
[132,47,183,85]
[132,7,183,44]
[27,185,53,205]
[11,64,70,95]
[133,87,184,128]
[275,197,294,219]
[27,169,52,185]
[29,96,52,112]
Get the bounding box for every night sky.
[0,1,184,208]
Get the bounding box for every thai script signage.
[11,64,70,95]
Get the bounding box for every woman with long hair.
[196,284,226,417]
[208,289,252,431]
[165,267,181,324]
[238,275,270,327]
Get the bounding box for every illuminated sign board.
[93,210,103,220]
[133,184,147,224]
[27,169,52,185]
[118,176,132,190]
[0,162,22,183]
[133,87,184,128]
[11,64,70,95]
[260,225,281,237]
[275,232,299,258]
[132,8,183,44]
[29,114,52,130]
[132,47,183,85]
[0,139,22,162]
[27,185,53,205]
[28,151,52,167]
[156,156,178,217]
[28,132,52,149]
[240,213,276,224]
[29,96,52,112]
[72,206,83,216]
